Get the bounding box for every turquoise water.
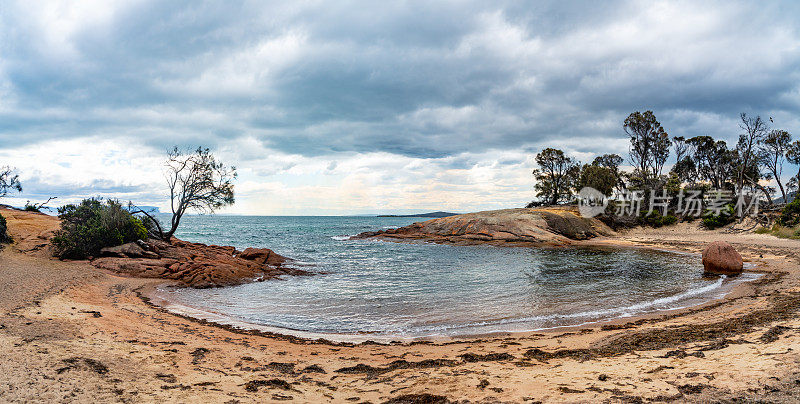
[152,215,752,340]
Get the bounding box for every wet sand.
[1,207,800,403]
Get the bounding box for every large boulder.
[702,241,743,276]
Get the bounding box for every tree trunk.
[777,180,787,204]
[163,213,183,242]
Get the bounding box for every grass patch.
[756,223,800,239]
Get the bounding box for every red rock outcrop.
[91,239,305,288]
[702,241,743,276]
[238,247,287,266]
[354,207,614,246]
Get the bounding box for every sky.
[1,0,799,215]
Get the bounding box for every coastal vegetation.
[51,199,149,259]
[701,204,737,230]
[0,166,22,243]
[0,211,8,244]
[131,146,236,242]
[638,211,678,228]
[530,111,799,231]
[531,148,579,205]
[624,110,671,190]
[23,196,57,213]
[0,166,22,197]
[757,199,800,239]
[779,198,800,226]
[1,146,236,256]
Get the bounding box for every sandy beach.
[1,207,800,403]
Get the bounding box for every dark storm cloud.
[1,0,800,158]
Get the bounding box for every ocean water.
[151,215,756,341]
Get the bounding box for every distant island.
[377,211,457,218]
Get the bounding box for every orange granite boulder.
[702,241,743,276]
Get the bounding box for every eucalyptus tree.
[759,129,792,203]
[670,136,696,184]
[787,140,800,195]
[687,136,735,189]
[533,148,580,205]
[591,154,625,193]
[735,113,768,192]
[623,111,671,189]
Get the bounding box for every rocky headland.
[1,207,303,288]
[355,207,614,245]
[92,240,306,288]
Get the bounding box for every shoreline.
[2,207,800,402]
[142,239,767,345]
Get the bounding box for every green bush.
[138,214,162,238]
[0,212,9,243]
[779,199,800,227]
[638,211,678,228]
[51,199,148,259]
[702,204,736,229]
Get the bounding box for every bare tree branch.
[158,147,237,241]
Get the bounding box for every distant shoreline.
[376,211,457,218]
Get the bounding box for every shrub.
[0,212,9,243]
[779,199,800,227]
[638,211,678,228]
[137,214,162,237]
[51,198,148,259]
[701,204,736,229]
[757,223,800,239]
[754,226,771,234]
[23,197,56,213]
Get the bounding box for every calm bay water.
[152,215,754,340]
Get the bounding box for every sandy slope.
[1,207,800,403]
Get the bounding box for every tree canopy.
[624,111,671,189]
[532,148,579,205]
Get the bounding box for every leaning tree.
[133,147,236,241]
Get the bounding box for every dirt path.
[1,208,800,403]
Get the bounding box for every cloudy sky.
[1,1,799,215]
